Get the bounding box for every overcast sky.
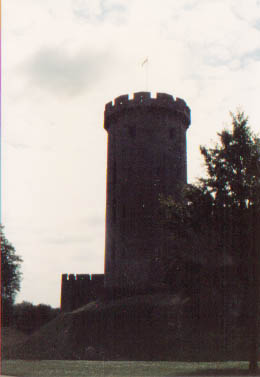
[3,0,260,308]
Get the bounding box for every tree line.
[1,226,60,333]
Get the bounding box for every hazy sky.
[3,0,260,308]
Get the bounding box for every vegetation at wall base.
[159,111,260,372]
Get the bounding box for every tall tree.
[200,111,260,209]
[1,226,23,325]
[200,111,260,372]
[161,111,260,371]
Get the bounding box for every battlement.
[62,273,91,282]
[62,273,104,282]
[104,92,191,130]
[61,273,105,312]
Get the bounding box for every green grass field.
[1,360,255,377]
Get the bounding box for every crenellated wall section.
[61,273,104,312]
[104,91,190,131]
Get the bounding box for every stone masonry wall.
[104,92,191,291]
[61,273,104,312]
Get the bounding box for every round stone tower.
[104,91,191,293]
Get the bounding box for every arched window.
[111,247,115,262]
[169,128,176,139]
[128,126,136,138]
[113,161,117,184]
[122,205,126,218]
[113,199,116,224]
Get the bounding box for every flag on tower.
[141,57,148,67]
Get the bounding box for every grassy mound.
[1,327,29,347]
[2,294,248,361]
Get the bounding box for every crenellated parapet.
[60,91,191,306]
[61,273,105,312]
[104,92,191,130]
[62,273,91,282]
[104,91,191,291]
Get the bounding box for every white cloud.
[230,0,260,25]
[18,46,113,97]
[3,0,260,306]
[72,0,127,24]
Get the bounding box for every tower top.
[104,91,191,131]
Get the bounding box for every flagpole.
[145,60,148,91]
[141,57,149,91]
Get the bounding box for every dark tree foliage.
[162,111,260,266]
[200,112,260,372]
[1,226,23,325]
[160,111,260,370]
[199,112,260,265]
[200,111,260,209]
[12,301,60,334]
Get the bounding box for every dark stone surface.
[61,91,191,311]
[104,92,190,291]
[61,274,105,312]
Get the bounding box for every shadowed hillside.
[2,327,29,348]
[2,294,250,361]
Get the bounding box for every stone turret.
[104,91,191,293]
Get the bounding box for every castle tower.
[104,92,191,293]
